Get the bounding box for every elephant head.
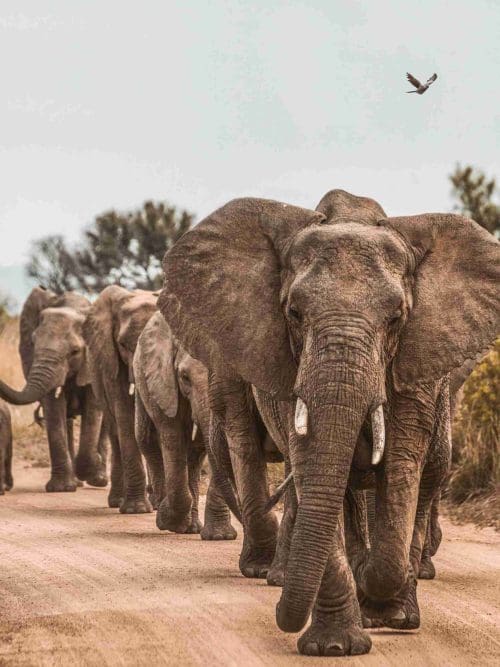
[0,287,91,405]
[159,194,500,632]
[83,286,158,408]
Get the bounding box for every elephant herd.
[0,189,498,657]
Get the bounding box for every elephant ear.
[386,213,500,390]
[19,286,57,378]
[159,198,324,398]
[315,189,386,224]
[76,347,92,387]
[83,286,122,395]
[134,312,179,418]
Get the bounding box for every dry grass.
[0,317,49,465]
[448,341,499,529]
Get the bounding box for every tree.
[450,164,500,236]
[26,235,83,294]
[26,201,194,294]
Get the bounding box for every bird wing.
[406,72,421,88]
[426,73,438,85]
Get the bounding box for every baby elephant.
[0,400,13,494]
[133,312,237,539]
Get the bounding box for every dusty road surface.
[1,463,499,667]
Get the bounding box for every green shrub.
[450,340,500,503]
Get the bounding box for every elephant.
[83,285,158,513]
[0,399,13,494]
[133,311,237,539]
[158,193,500,656]
[0,287,107,492]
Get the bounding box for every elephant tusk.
[128,382,135,396]
[54,386,62,399]
[192,423,198,441]
[294,397,308,436]
[371,404,385,465]
[264,472,294,513]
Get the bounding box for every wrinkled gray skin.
[159,193,500,656]
[83,285,158,513]
[133,311,237,539]
[0,288,107,492]
[0,400,13,494]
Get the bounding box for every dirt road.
[1,463,499,666]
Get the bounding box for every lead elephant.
[133,311,237,539]
[0,287,107,492]
[0,400,13,494]
[83,286,158,513]
[159,193,499,656]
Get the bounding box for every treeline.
[27,201,194,294]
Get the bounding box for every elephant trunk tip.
[276,600,309,633]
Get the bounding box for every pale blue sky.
[0,0,498,307]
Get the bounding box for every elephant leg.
[267,458,296,587]
[344,489,370,577]
[4,429,13,491]
[97,425,109,482]
[75,387,108,487]
[107,423,124,508]
[201,473,237,541]
[67,418,83,487]
[296,516,371,657]
[414,390,450,581]
[43,394,76,492]
[135,394,164,509]
[418,514,436,580]
[428,493,442,556]
[184,444,205,534]
[67,418,75,461]
[0,442,5,494]
[113,398,151,514]
[213,378,278,579]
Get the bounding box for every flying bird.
[406,72,438,95]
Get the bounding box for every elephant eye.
[389,309,402,324]
[288,306,302,323]
[70,348,80,356]
[180,371,191,385]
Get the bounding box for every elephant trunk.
[0,351,66,405]
[277,334,376,633]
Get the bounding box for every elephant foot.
[156,500,192,532]
[76,479,84,487]
[85,473,109,488]
[429,520,443,557]
[148,492,159,510]
[418,555,436,580]
[266,564,284,587]
[108,491,123,508]
[4,477,13,491]
[46,475,78,492]
[201,520,237,541]
[184,517,203,534]
[361,578,420,630]
[239,541,276,579]
[298,618,371,657]
[119,496,153,514]
[75,456,107,486]
[239,513,278,578]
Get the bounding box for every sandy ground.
[0,462,499,667]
